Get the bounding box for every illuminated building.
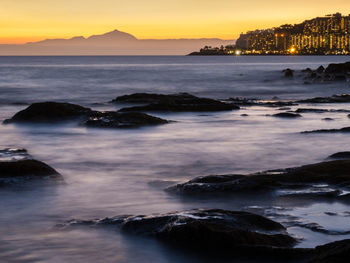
[236,13,350,55]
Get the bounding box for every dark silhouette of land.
[0,29,234,55]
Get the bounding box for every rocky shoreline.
[2,61,350,262]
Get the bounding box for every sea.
[1,55,350,262]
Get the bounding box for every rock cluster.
[167,159,350,200]
[114,93,240,112]
[4,102,169,128]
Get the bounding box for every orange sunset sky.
[1,0,350,44]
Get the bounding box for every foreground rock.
[60,209,308,260]
[85,111,168,128]
[167,159,350,199]
[273,112,302,118]
[309,239,350,263]
[302,127,350,134]
[113,93,240,112]
[4,102,169,128]
[3,102,91,123]
[0,148,61,186]
[297,94,350,104]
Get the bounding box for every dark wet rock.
[325,62,350,75]
[273,112,302,118]
[228,97,297,107]
[266,101,298,107]
[4,102,91,123]
[297,94,350,104]
[4,102,169,129]
[228,97,259,106]
[115,93,239,112]
[302,68,313,73]
[300,62,350,83]
[302,127,350,134]
[0,160,59,178]
[0,148,61,186]
[283,69,294,78]
[113,93,194,104]
[324,212,338,216]
[328,152,350,160]
[296,108,350,114]
[60,209,305,259]
[84,111,168,128]
[295,108,328,113]
[309,239,350,263]
[316,66,325,74]
[167,159,350,196]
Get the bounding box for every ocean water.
[1,56,350,262]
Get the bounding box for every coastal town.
[190,13,350,55]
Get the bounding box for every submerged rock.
[167,159,350,196]
[295,108,350,113]
[113,93,196,104]
[85,111,169,128]
[114,93,240,112]
[4,102,91,123]
[228,97,297,107]
[273,112,302,118]
[60,209,303,259]
[0,148,61,186]
[295,108,328,113]
[283,68,294,78]
[4,102,169,129]
[297,94,350,104]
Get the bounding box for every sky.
[1,0,350,44]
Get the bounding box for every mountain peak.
[87,29,137,41]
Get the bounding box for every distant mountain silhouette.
[0,29,234,55]
[87,29,137,42]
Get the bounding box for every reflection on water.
[1,56,350,262]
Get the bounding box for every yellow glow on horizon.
[0,0,350,44]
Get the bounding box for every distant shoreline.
[188,52,350,56]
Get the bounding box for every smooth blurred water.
[1,56,350,262]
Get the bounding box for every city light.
[235,13,350,55]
